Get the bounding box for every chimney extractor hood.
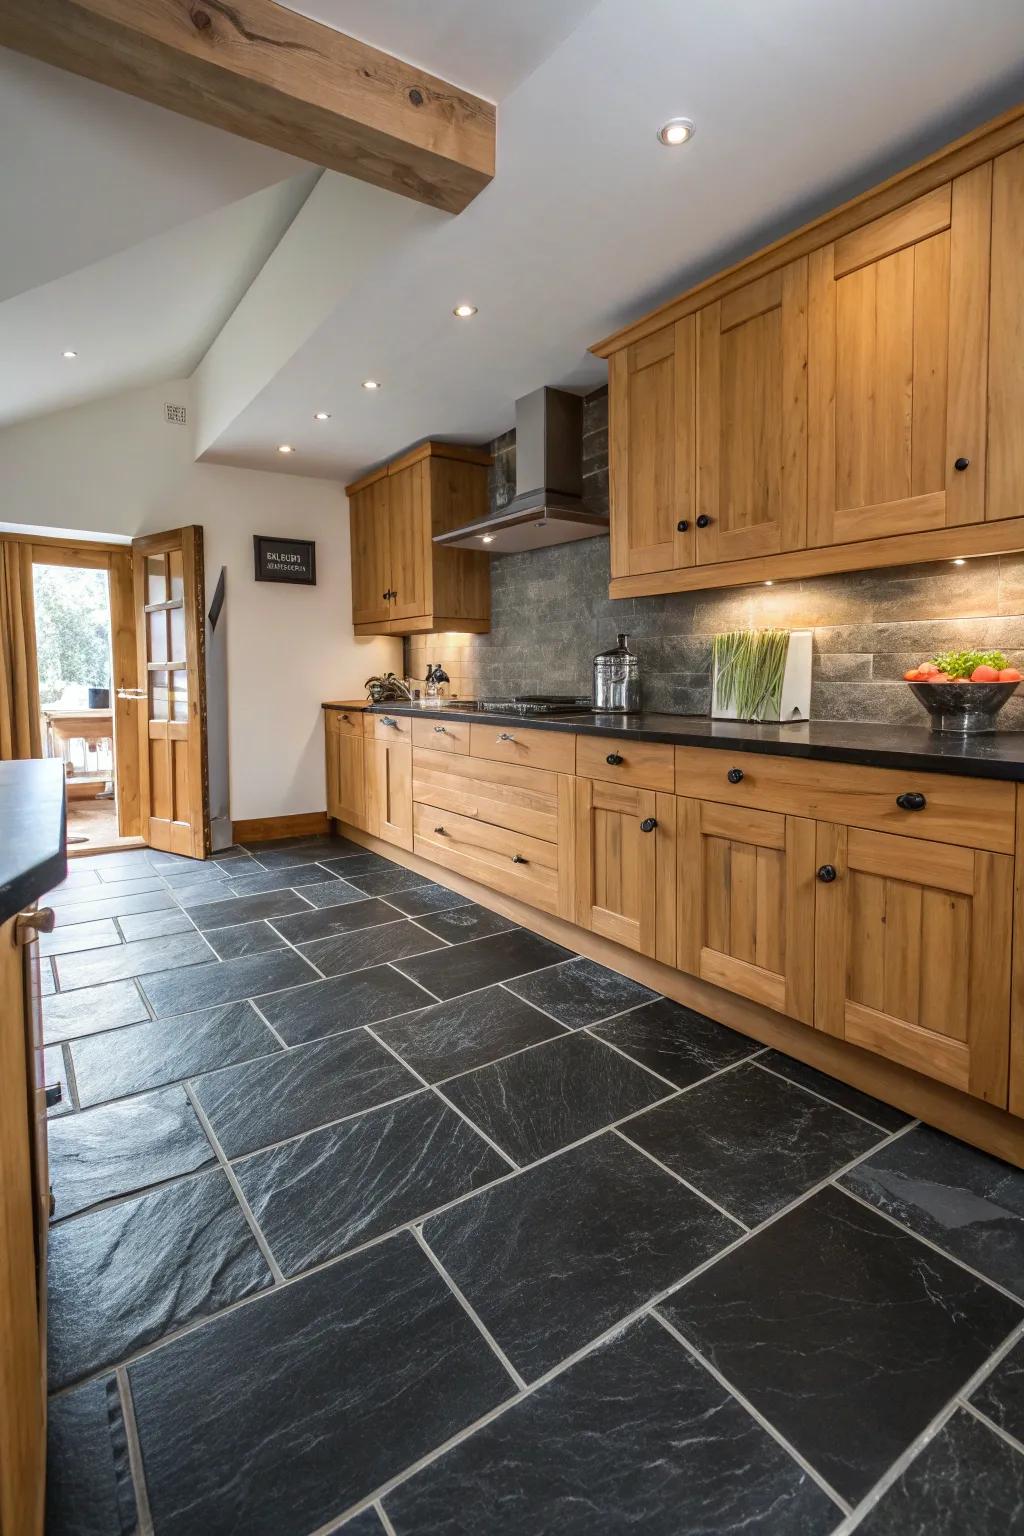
[433,386,609,554]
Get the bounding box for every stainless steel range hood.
[433,386,609,554]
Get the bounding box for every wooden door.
[366,741,413,850]
[988,144,1024,522]
[695,260,808,564]
[608,320,695,578]
[132,528,207,858]
[574,778,675,959]
[808,168,992,545]
[677,798,815,1022]
[814,823,1011,1103]
[350,478,392,627]
[325,712,367,829]
[387,460,430,621]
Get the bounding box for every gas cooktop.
[476,695,592,717]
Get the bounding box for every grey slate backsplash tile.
[408,386,1024,725]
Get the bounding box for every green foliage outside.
[33,564,111,708]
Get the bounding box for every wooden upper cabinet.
[695,260,808,564]
[808,170,992,545]
[988,144,1024,522]
[347,443,491,635]
[609,320,695,579]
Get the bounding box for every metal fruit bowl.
[907,680,1019,733]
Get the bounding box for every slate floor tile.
[257,966,434,1046]
[319,851,394,877]
[394,929,574,1002]
[384,1316,839,1536]
[53,868,103,891]
[46,889,177,926]
[70,1001,281,1105]
[203,919,287,960]
[116,907,196,943]
[972,1338,1024,1442]
[140,949,319,1017]
[55,876,164,904]
[337,1511,386,1535]
[48,1085,215,1219]
[287,877,367,909]
[842,1124,1024,1297]
[45,1043,73,1117]
[413,902,520,943]
[759,1049,912,1132]
[590,996,758,1086]
[660,1185,1023,1504]
[440,1030,671,1166]
[127,1232,514,1536]
[235,1093,508,1274]
[374,986,570,1083]
[298,918,447,977]
[346,867,432,897]
[54,931,215,991]
[47,1170,272,1389]
[40,917,121,956]
[40,956,55,995]
[226,865,339,900]
[74,851,153,873]
[269,898,403,945]
[159,862,230,886]
[505,956,658,1028]
[193,1031,420,1159]
[853,1408,1024,1534]
[252,842,358,870]
[182,888,314,928]
[382,881,472,917]
[622,1060,883,1225]
[46,1376,137,1536]
[423,1134,738,1380]
[43,978,149,1044]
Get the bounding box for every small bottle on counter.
[424,663,438,700]
[432,663,450,700]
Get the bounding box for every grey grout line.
[751,1055,906,1132]
[133,974,158,1021]
[959,1397,1024,1459]
[49,1159,222,1226]
[610,1127,749,1232]
[115,1365,154,1536]
[374,1500,398,1536]
[183,1082,286,1285]
[225,1087,427,1167]
[651,1310,851,1515]
[410,1226,527,1391]
[245,995,293,1051]
[61,1041,81,1112]
[386,959,443,1003]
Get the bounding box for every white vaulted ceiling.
[2,1,1024,471]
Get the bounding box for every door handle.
[496,732,516,743]
[16,908,55,946]
[117,688,146,700]
[433,725,449,734]
[381,716,399,728]
[817,864,838,883]
[640,818,657,833]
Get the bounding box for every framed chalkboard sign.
[253,535,316,586]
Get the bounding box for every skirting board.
[336,820,1024,1170]
[235,811,330,843]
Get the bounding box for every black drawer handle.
[640,817,658,833]
[606,752,623,765]
[727,767,744,784]
[512,853,528,864]
[696,514,712,528]
[677,519,689,532]
[896,792,927,811]
[433,825,447,835]
[817,864,837,883]
[953,457,970,472]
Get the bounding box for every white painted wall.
[0,379,400,821]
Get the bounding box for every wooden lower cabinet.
[366,740,413,851]
[325,712,367,829]
[814,823,1013,1104]
[574,778,676,961]
[676,797,816,1024]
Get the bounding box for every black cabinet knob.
[896,791,927,811]
[677,519,689,532]
[433,825,446,835]
[640,817,658,833]
[953,457,970,472]
[727,767,744,784]
[696,514,712,528]
[817,864,838,883]
[512,853,528,864]
[606,752,623,766]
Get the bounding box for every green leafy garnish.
[930,649,1007,679]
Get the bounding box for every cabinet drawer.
[326,707,364,737]
[576,734,674,792]
[413,804,560,914]
[470,723,575,774]
[367,711,414,744]
[674,746,1015,854]
[411,717,471,754]
[413,748,560,841]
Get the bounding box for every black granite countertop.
[345,702,1024,782]
[0,760,66,925]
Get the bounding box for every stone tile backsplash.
[406,387,1024,727]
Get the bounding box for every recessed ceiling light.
[453,303,477,319]
[278,444,295,454]
[658,117,695,147]
[62,349,77,359]
[313,411,330,421]
[362,379,381,391]
[952,557,967,565]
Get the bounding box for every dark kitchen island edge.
[0,760,67,925]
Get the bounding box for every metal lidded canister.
[593,633,641,713]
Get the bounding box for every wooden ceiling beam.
[0,0,495,214]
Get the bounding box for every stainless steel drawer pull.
[381,716,399,728]
[496,732,516,743]
[433,725,449,734]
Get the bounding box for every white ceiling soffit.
[0,174,318,429]
[199,0,1024,483]
[0,47,307,305]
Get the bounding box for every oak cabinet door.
[808,169,992,545]
[387,460,430,621]
[366,741,413,851]
[335,734,367,829]
[989,145,1024,522]
[814,824,1011,1103]
[350,478,392,626]
[609,320,695,579]
[574,778,675,960]
[676,798,815,1022]
[695,259,808,565]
